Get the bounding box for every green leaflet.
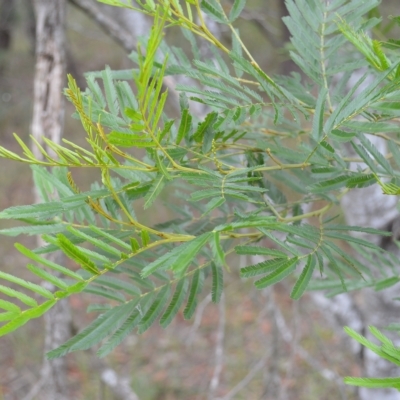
[323,225,391,236]
[311,88,327,141]
[26,264,69,291]
[102,65,119,115]
[176,108,192,145]
[344,377,400,389]
[155,152,172,180]
[211,262,223,303]
[321,245,347,291]
[107,131,154,148]
[0,299,57,337]
[130,237,140,252]
[0,223,65,237]
[254,257,299,289]
[88,225,131,251]
[138,285,171,333]
[201,197,225,217]
[190,189,223,202]
[357,134,393,175]
[83,285,126,303]
[211,231,225,268]
[0,312,18,322]
[346,174,375,188]
[330,129,356,142]
[0,299,21,313]
[0,202,64,220]
[375,277,400,291]
[160,279,189,328]
[344,325,400,376]
[0,284,38,307]
[215,217,276,232]
[141,230,151,246]
[56,234,99,274]
[193,111,218,143]
[47,300,139,359]
[67,226,122,257]
[235,246,288,258]
[183,269,204,320]
[141,232,212,278]
[323,231,382,250]
[309,175,351,193]
[0,270,53,299]
[290,255,316,300]
[91,276,141,296]
[143,174,166,209]
[200,0,227,24]
[96,309,142,358]
[229,0,246,23]
[240,258,288,278]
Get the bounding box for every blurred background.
[0,1,399,399]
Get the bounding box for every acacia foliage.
[0,0,400,383]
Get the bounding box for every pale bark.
[340,135,400,400]
[31,0,66,155]
[315,72,400,400]
[25,2,72,399]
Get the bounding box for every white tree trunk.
[25,2,72,399]
[340,137,400,400]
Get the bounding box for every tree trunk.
[340,136,400,400]
[25,1,72,399]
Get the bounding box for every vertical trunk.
[32,0,66,153]
[27,1,72,399]
[340,137,400,400]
